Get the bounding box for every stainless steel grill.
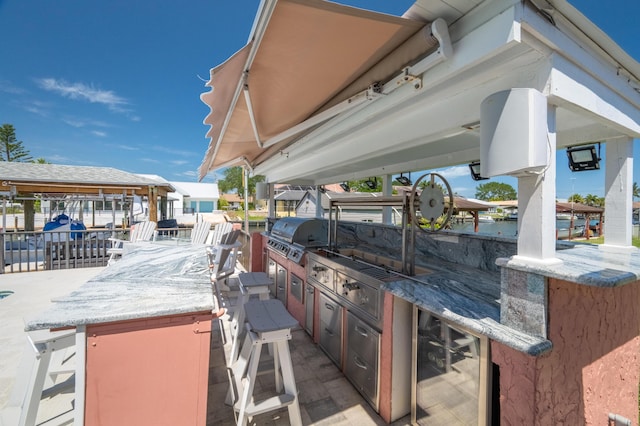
[266,218,327,263]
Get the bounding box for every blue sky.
[0,0,638,199]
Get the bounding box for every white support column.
[315,186,324,218]
[382,174,393,225]
[513,104,561,265]
[603,137,634,249]
[243,167,250,233]
[268,183,275,220]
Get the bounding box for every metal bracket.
[400,68,422,90]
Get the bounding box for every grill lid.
[270,217,327,247]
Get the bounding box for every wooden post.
[148,187,158,222]
[24,198,35,231]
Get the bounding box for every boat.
[478,215,495,223]
[556,213,576,220]
[43,214,86,241]
[3,238,44,266]
[589,219,600,230]
[557,224,585,240]
[504,213,518,221]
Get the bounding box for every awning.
[199,0,439,180]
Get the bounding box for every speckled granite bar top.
[25,244,214,331]
[382,258,552,356]
[496,242,640,287]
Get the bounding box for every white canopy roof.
[200,0,640,185]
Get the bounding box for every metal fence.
[1,226,252,274]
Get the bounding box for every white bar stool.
[229,300,301,426]
[1,329,76,426]
[228,272,272,365]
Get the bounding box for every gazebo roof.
[0,162,174,197]
[556,202,604,214]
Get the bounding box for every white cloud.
[24,104,50,117]
[179,170,198,177]
[434,165,470,179]
[141,158,161,163]
[91,130,107,137]
[171,160,189,166]
[36,77,130,113]
[106,143,139,151]
[63,117,110,128]
[0,80,25,94]
[153,146,196,157]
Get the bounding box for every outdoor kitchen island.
[198,0,640,422]
[254,216,640,425]
[22,244,217,426]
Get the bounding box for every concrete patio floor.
[0,267,412,425]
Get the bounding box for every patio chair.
[107,220,157,265]
[171,221,212,245]
[190,221,212,244]
[206,221,233,246]
[208,230,242,344]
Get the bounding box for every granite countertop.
[382,256,552,356]
[384,242,640,356]
[497,242,640,287]
[25,243,215,331]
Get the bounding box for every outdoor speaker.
[255,182,268,200]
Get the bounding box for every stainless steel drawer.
[336,271,381,323]
[346,312,379,367]
[290,274,303,303]
[345,347,378,408]
[276,263,287,305]
[307,258,335,292]
[319,293,342,366]
[319,293,341,326]
[304,283,314,335]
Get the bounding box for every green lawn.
[583,236,640,248]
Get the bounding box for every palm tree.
[568,193,584,204]
[633,182,639,200]
[584,194,599,206]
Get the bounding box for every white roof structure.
[200,0,639,258]
[169,181,220,199]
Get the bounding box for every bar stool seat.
[228,272,272,365]
[229,300,301,426]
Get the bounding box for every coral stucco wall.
[493,278,640,425]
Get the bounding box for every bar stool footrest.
[234,393,296,418]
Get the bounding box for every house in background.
[219,193,252,210]
[274,185,312,216]
[296,190,402,223]
[169,181,220,214]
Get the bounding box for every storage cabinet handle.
[291,281,299,286]
[324,303,335,311]
[278,286,285,291]
[312,265,325,272]
[354,355,368,370]
[354,325,368,337]
[306,287,314,294]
